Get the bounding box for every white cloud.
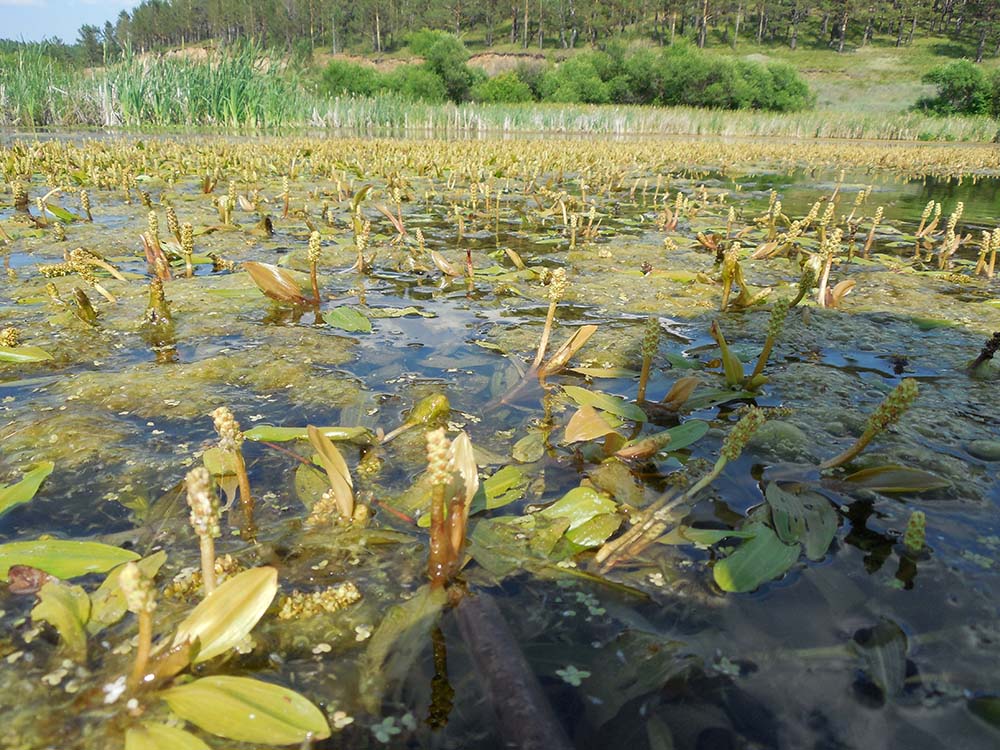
[0,0,47,7]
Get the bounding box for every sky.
[1,0,137,44]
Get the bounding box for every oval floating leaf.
[539,486,617,530]
[0,461,54,517]
[765,482,838,561]
[0,539,139,579]
[171,567,277,662]
[512,431,545,463]
[160,676,330,744]
[565,512,622,548]
[32,581,90,660]
[323,306,372,333]
[478,465,528,512]
[713,524,800,593]
[126,723,212,750]
[0,346,53,363]
[242,425,372,444]
[844,465,950,493]
[562,385,647,423]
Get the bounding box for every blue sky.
[1,0,138,44]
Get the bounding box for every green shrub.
[540,55,611,104]
[472,72,534,103]
[918,60,991,116]
[320,60,382,97]
[383,64,448,103]
[990,70,1000,119]
[408,29,478,102]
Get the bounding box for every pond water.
[0,136,999,750]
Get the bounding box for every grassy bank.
[1,46,997,141]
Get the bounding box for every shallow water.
[0,136,998,750]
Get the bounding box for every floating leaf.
[244,261,310,305]
[0,346,53,363]
[683,388,757,411]
[171,567,277,662]
[471,465,527,513]
[512,431,545,463]
[562,385,646,423]
[662,376,700,410]
[565,513,622,548]
[367,306,435,319]
[662,526,756,547]
[32,581,90,660]
[713,524,799,593]
[88,551,167,633]
[126,724,212,750]
[44,202,82,223]
[564,404,621,444]
[242,425,372,444]
[0,539,139,579]
[615,420,707,460]
[430,250,461,276]
[323,306,372,333]
[851,619,907,699]
[539,486,617,531]
[567,367,639,378]
[307,425,354,518]
[0,461,54,517]
[765,482,838,561]
[160,676,330,745]
[844,465,950,493]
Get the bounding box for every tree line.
[25,1,1000,67]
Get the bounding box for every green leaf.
[44,202,82,223]
[539,486,617,531]
[566,367,640,378]
[662,420,711,452]
[562,385,647,422]
[682,388,757,411]
[844,465,950,493]
[512,431,545,463]
[88,551,167,634]
[674,526,756,547]
[0,346,53,363]
[201,447,238,476]
[765,482,838,561]
[31,581,90,660]
[480,465,528,511]
[0,461,54,517]
[358,585,447,713]
[564,405,622,444]
[851,619,907,699]
[170,567,277,662]
[126,724,212,750]
[323,306,372,333]
[0,539,139,579]
[968,696,1000,731]
[565,512,621,548]
[367,306,435,319]
[242,425,372,443]
[160,676,330,745]
[713,524,800,593]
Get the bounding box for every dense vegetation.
[320,35,814,111]
[48,1,1000,64]
[918,59,1000,116]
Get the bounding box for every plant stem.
[199,535,216,595]
[129,610,152,689]
[531,300,557,370]
[819,429,874,470]
[428,483,451,589]
[637,352,652,404]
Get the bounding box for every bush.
[918,60,991,116]
[472,72,534,103]
[383,64,448,103]
[990,69,1000,119]
[320,60,382,97]
[408,29,478,102]
[540,55,611,104]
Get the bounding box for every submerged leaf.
[32,581,90,660]
[844,465,950,493]
[88,551,168,633]
[851,619,908,699]
[512,431,545,463]
[0,461,54,517]
[171,567,278,662]
[160,676,330,744]
[125,724,212,750]
[0,540,139,579]
[0,346,53,363]
[765,482,838,561]
[471,465,528,513]
[323,306,372,333]
[539,486,617,531]
[713,524,799,593]
[565,512,621,548]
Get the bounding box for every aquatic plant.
[210,407,253,531]
[820,379,920,470]
[185,467,221,595]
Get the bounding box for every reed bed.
[1,49,997,142]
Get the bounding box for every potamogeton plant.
[425,429,479,590]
